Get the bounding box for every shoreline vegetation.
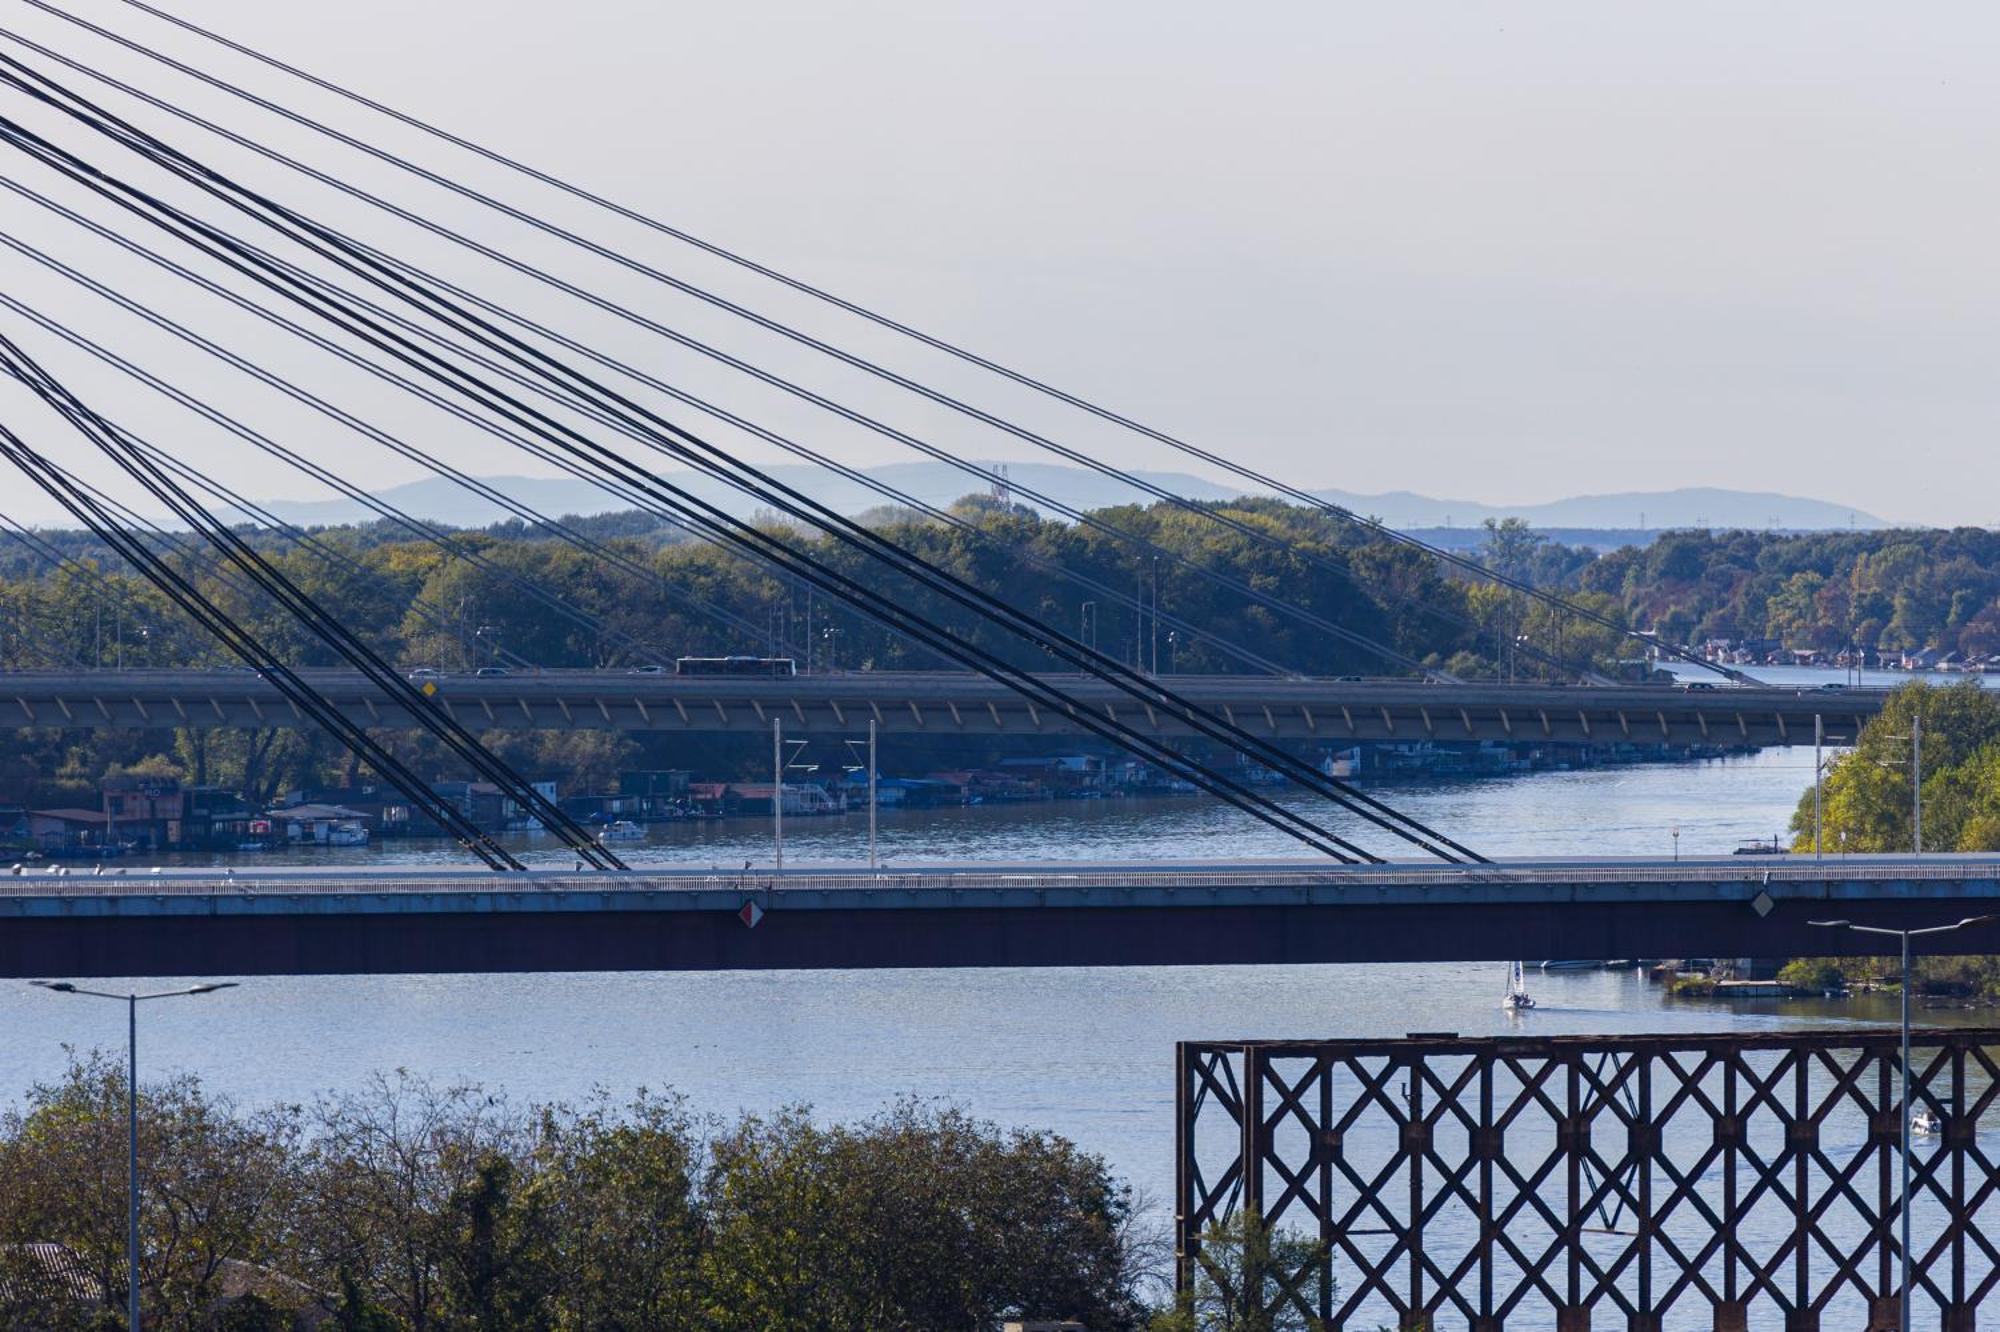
[1673,678,2000,1003]
[0,498,1776,829]
[0,1054,1159,1332]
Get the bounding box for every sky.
[1,0,1996,526]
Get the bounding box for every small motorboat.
[598,820,646,843]
[1503,960,1537,1011]
[1911,1108,1942,1138]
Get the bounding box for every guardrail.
[1,858,1994,899]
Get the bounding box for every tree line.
[0,497,1538,681]
[0,497,1636,809]
[1781,680,2000,995]
[0,1055,1156,1332]
[1569,525,2000,657]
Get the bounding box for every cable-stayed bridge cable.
[57,0,1727,679]
[0,332,625,870]
[0,110,1373,861]
[0,380,522,870]
[0,19,1523,682]
[0,43,1442,678]
[0,182,1308,681]
[4,2,1674,682]
[0,48,1481,860]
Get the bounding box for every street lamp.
[1807,917,1993,1331]
[1670,826,1680,862]
[29,980,239,1331]
[1875,716,1923,855]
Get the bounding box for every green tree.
[1790,681,2000,853]
[701,1101,1142,1332]
[0,1053,303,1332]
[530,1092,705,1332]
[1150,1207,1331,1332]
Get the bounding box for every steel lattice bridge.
[0,669,1884,746]
[6,854,1998,978]
[1179,1027,2000,1330]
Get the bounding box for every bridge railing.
[0,856,1995,899]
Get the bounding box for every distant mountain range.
[1311,485,1885,532]
[257,465,1890,535]
[257,462,1245,530]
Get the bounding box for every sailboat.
[1503,960,1537,1011]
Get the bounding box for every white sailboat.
[1503,960,1537,1011]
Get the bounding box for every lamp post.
[1807,917,1992,1331]
[1814,714,1822,859]
[29,980,239,1332]
[1914,713,1922,856]
[1670,826,1679,862]
[1876,717,1924,855]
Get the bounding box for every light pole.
[772,716,783,871]
[1878,717,1924,855]
[1149,556,1160,675]
[1814,714,1823,859]
[29,980,239,1332]
[1670,826,1679,862]
[1807,916,1992,1331]
[1914,713,1922,855]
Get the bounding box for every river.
[0,749,1861,1168]
[5,740,1986,1325]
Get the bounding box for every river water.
[7,739,1992,1324]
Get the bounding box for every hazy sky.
[3,1,1997,525]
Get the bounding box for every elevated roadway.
[4,854,1994,977]
[0,669,1884,746]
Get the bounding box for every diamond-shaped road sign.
[739,900,764,929]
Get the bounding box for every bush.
[1776,958,1848,993]
[0,1057,1154,1332]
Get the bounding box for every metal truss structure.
[1177,1028,2000,1330]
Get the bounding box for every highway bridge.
[4,854,1994,977]
[0,669,1883,746]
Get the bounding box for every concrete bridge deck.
[0,669,1884,745]
[6,854,1994,977]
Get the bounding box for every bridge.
[5,854,1993,977]
[0,669,1883,746]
